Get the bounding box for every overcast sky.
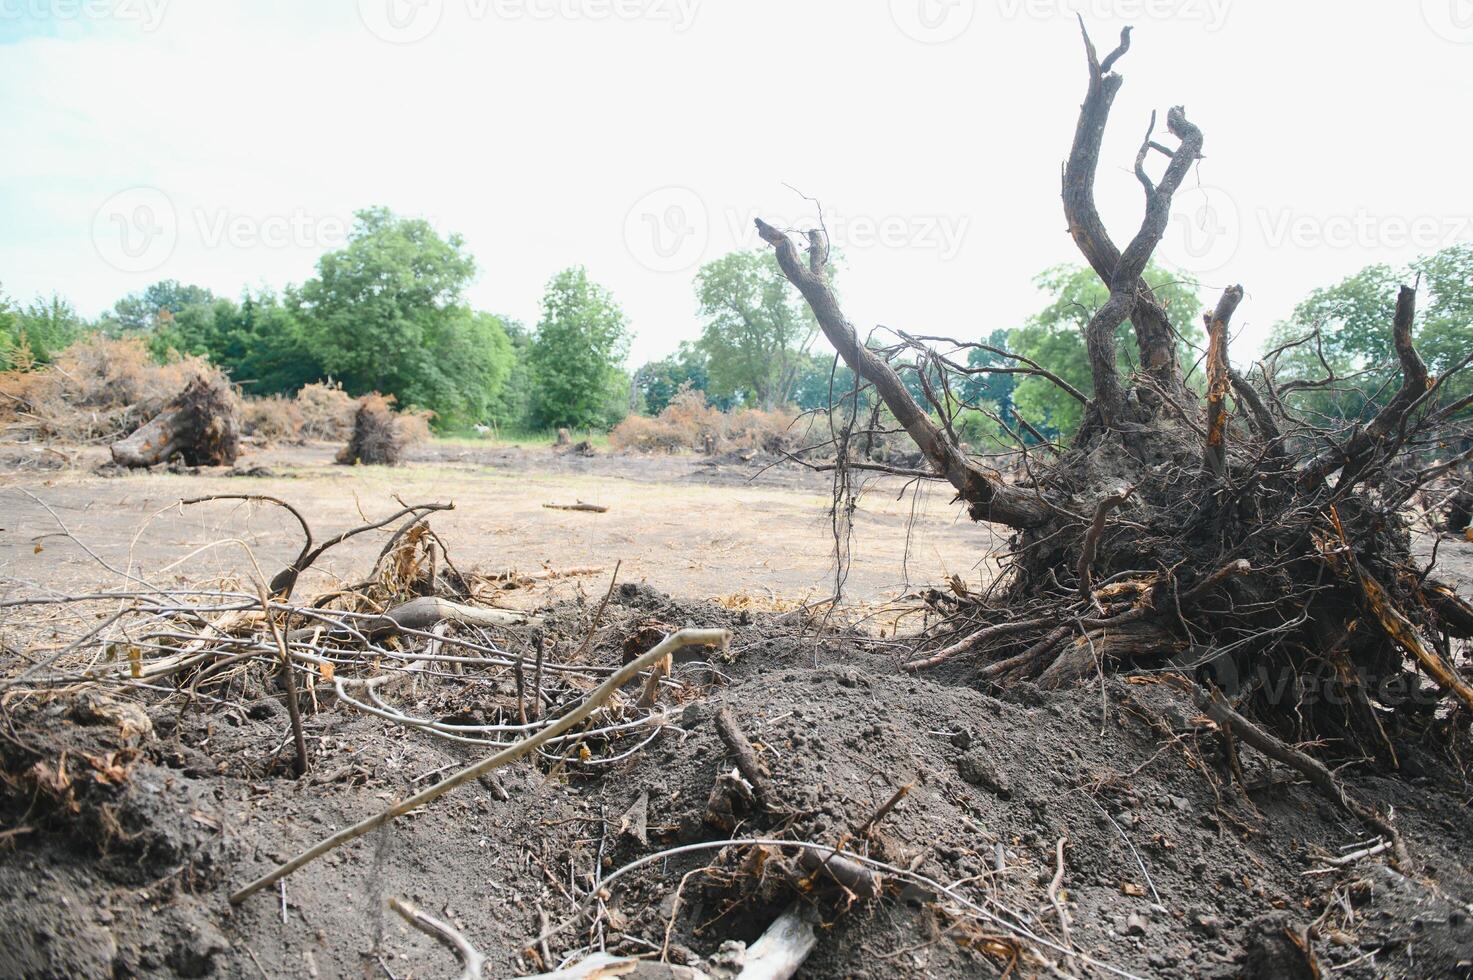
[2,0,1470,365]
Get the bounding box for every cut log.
[110,375,241,468]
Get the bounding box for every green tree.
[105,280,216,334]
[0,286,20,370]
[636,342,713,414]
[1010,263,1204,437]
[694,250,818,409]
[296,207,506,426]
[487,318,533,429]
[9,293,86,365]
[528,267,630,429]
[960,329,1018,419]
[1263,244,1473,419]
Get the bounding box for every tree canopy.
[528,266,631,429]
[694,250,818,410]
[1008,262,1204,437]
[1264,243,1473,419]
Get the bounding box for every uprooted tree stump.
[110,374,241,468]
[757,22,1473,765]
[337,394,410,466]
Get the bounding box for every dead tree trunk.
[757,21,1473,758]
[110,375,241,468]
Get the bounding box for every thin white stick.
[228,628,728,904]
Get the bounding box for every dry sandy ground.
[0,441,1013,617]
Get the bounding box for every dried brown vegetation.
[0,336,221,444]
[611,387,797,456]
[336,393,431,466]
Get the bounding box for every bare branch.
[754,218,1051,528]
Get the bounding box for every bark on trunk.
[110,375,241,468]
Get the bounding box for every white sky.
[2,0,1470,366]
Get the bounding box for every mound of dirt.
[2,586,1471,978]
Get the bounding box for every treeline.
[0,208,632,432]
[3,204,1469,441]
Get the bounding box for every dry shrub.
[725,407,797,454]
[242,396,304,446]
[336,394,429,466]
[660,386,725,450]
[294,381,357,441]
[610,385,796,455]
[397,407,434,447]
[608,414,686,453]
[0,336,218,443]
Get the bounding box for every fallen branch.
[1184,680,1409,867]
[229,627,730,904]
[366,596,541,635]
[389,897,486,980]
[714,706,781,812]
[542,501,609,514]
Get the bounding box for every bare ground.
[2,442,1472,979]
[0,441,1008,614]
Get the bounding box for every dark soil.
[3,584,1472,978]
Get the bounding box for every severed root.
[1185,681,1410,867]
[797,846,884,900]
[513,955,705,978]
[714,706,781,812]
[390,897,486,980]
